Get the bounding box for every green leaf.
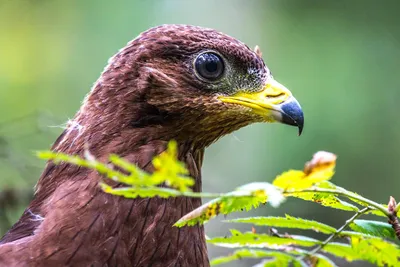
[210,249,297,266]
[150,141,194,192]
[284,181,358,211]
[311,254,338,267]
[175,182,284,227]
[286,191,358,212]
[209,230,400,266]
[210,248,337,267]
[208,230,319,248]
[349,219,396,239]
[350,235,400,266]
[211,248,307,267]
[236,182,285,208]
[272,152,336,191]
[321,242,362,262]
[100,183,183,198]
[323,182,388,217]
[40,141,197,199]
[254,256,307,267]
[226,215,336,234]
[365,209,388,217]
[38,151,129,182]
[320,237,400,267]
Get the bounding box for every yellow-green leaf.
[227,215,336,234]
[286,191,358,212]
[100,183,182,198]
[311,254,338,267]
[350,236,400,266]
[273,152,336,190]
[210,249,298,266]
[175,182,284,227]
[207,230,319,248]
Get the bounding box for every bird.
[0,25,303,267]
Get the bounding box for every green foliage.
[285,181,359,212]
[208,229,320,248]
[209,248,333,267]
[39,143,286,227]
[39,143,400,267]
[349,219,396,239]
[349,235,400,266]
[226,215,336,234]
[39,141,194,198]
[175,182,284,227]
[210,249,300,266]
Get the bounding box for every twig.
[299,206,370,261]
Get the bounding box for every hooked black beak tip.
[280,99,304,136]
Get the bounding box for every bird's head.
[81,25,303,150]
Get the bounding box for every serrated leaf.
[340,230,376,239]
[207,230,319,248]
[209,230,398,266]
[365,209,388,217]
[311,254,338,267]
[272,170,307,190]
[271,165,359,212]
[150,141,194,192]
[211,247,336,267]
[272,152,335,191]
[323,183,388,216]
[320,237,400,267]
[350,235,400,266]
[253,256,307,267]
[38,151,130,183]
[286,191,358,212]
[321,242,361,261]
[175,182,284,227]
[227,215,336,234]
[210,249,296,266]
[40,141,197,199]
[236,182,285,208]
[100,183,182,198]
[349,219,396,239]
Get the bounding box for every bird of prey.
[0,25,303,267]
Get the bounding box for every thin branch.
[299,206,370,261]
[285,187,389,216]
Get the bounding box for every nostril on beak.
[266,93,285,99]
[265,92,289,106]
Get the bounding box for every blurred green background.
[0,0,399,266]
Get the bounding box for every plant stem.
[285,187,389,216]
[300,206,370,260]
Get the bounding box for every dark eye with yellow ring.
[194,52,225,81]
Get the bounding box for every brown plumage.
[0,25,303,266]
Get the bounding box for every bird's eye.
[194,52,225,82]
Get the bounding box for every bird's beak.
[218,78,304,135]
